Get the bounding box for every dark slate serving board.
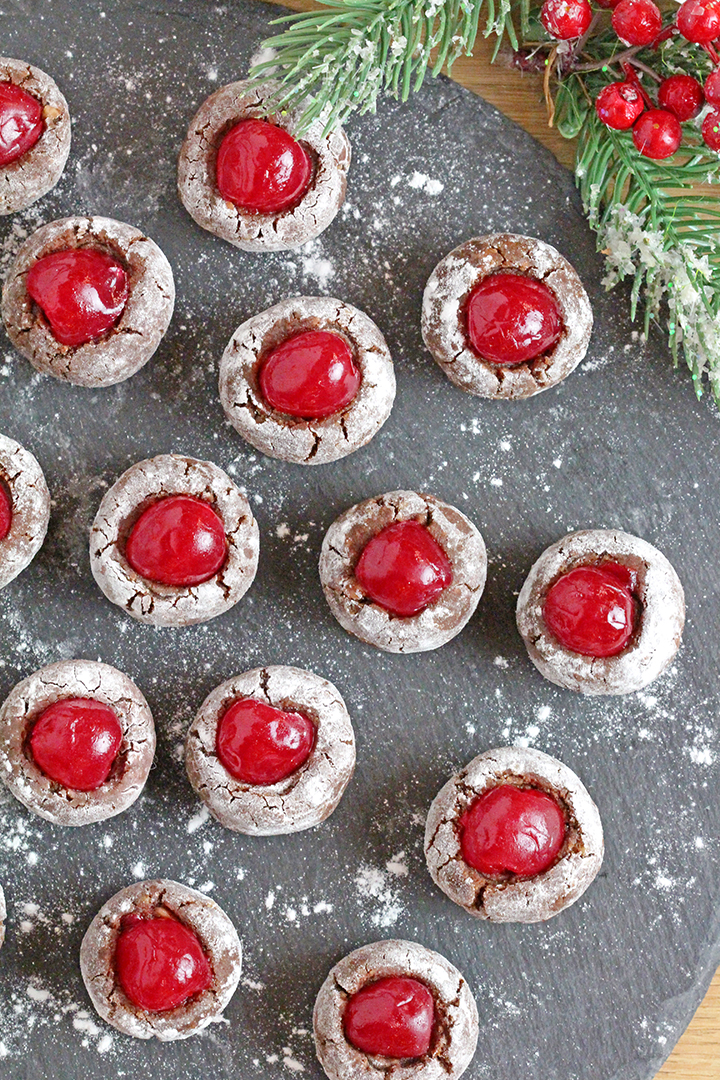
[0,1,719,1077]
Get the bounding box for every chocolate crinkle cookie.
[516,528,685,695]
[80,879,242,1041]
[0,432,50,589]
[0,659,155,826]
[218,296,395,465]
[319,490,487,654]
[313,938,479,1080]
[1,216,175,386]
[422,233,592,400]
[178,79,350,251]
[424,747,604,923]
[185,665,356,835]
[89,454,259,628]
[0,58,71,215]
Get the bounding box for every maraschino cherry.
[29,698,122,791]
[632,109,682,159]
[125,495,227,587]
[355,520,453,618]
[116,914,212,1012]
[259,330,361,418]
[344,976,435,1058]
[543,562,639,657]
[26,249,129,347]
[0,481,11,541]
[216,698,315,785]
[460,784,566,877]
[0,82,44,167]
[466,273,562,366]
[595,81,645,129]
[658,74,704,120]
[216,117,312,214]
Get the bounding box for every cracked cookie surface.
[0,659,155,826]
[424,746,604,923]
[185,665,356,835]
[79,878,242,1040]
[1,216,175,386]
[0,432,50,589]
[421,233,592,400]
[219,295,395,465]
[89,454,259,627]
[516,528,685,694]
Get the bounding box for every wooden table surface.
[265,4,720,1076]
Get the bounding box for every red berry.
[702,108,720,149]
[216,118,312,214]
[125,495,227,587]
[632,108,682,158]
[0,481,11,541]
[594,0,623,8]
[612,0,662,45]
[466,272,562,366]
[26,249,129,348]
[216,698,315,785]
[543,563,639,657]
[460,785,566,877]
[658,74,704,120]
[595,81,645,129]
[355,520,453,618]
[29,698,122,791]
[344,976,435,1059]
[116,916,212,1012]
[0,82,44,167]
[540,0,592,38]
[259,330,361,418]
[704,68,720,104]
[677,0,720,43]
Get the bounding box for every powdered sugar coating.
[424,746,604,923]
[319,490,487,654]
[313,938,479,1080]
[0,659,155,826]
[185,665,356,835]
[89,454,259,627]
[421,233,593,400]
[0,432,50,589]
[1,216,175,386]
[219,295,396,465]
[0,57,71,215]
[79,878,242,1041]
[177,79,351,252]
[516,529,685,694]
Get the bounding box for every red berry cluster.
[539,0,720,157]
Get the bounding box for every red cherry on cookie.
[344,976,435,1059]
[612,0,662,46]
[632,109,682,160]
[116,916,212,1012]
[0,481,11,541]
[216,117,312,214]
[29,698,122,791]
[355,520,453,618]
[259,330,361,418]
[460,784,566,877]
[540,0,592,38]
[658,74,704,121]
[543,563,639,657]
[26,249,129,348]
[0,82,44,167]
[466,273,562,366]
[677,0,720,43]
[125,495,227,587]
[216,698,316,785]
[595,81,645,130]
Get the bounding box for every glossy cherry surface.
[540,0,593,38]
[125,495,227,587]
[703,109,720,150]
[658,74,704,121]
[466,272,562,366]
[543,562,639,657]
[26,248,129,347]
[595,81,645,129]
[0,481,11,540]
[259,330,361,418]
[29,698,122,791]
[461,784,566,877]
[116,915,212,1012]
[355,520,453,618]
[611,0,662,46]
[0,81,44,167]
[705,69,720,105]
[632,109,682,160]
[216,117,312,213]
[677,0,720,42]
[344,976,435,1059]
[216,698,315,785]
